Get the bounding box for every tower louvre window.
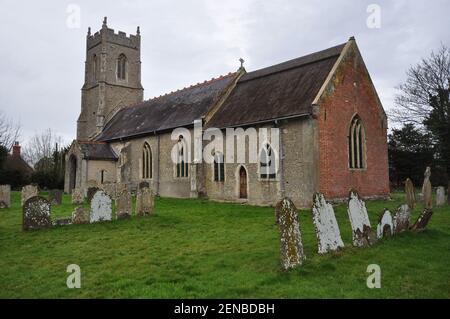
[117,54,127,80]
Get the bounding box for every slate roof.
[96,72,238,142]
[206,43,346,128]
[79,141,118,161]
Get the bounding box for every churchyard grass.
[0,191,449,298]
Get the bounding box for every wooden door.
[239,166,247,199]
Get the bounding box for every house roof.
[78,141,118,161]
[206,43,346,128]
[96,72,238,142]
[4,154,34,175]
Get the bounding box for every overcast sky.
[1,0,449,146]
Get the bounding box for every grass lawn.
[0,191,449,298]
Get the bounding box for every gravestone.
[393,204,410,234]
[101,183,117,200]
[136,187,154,216]
[116,189,132,219]
[0,185,11,208]
[405,178,416,210]
[87,187,99,203]
[21,184,39,206]
[376,209,393,239]
[48,189,63,205]
[275,198,305,270]
[71,188,84,205]
[410,209,433,232]
[90,190,112,223]
[71,207,90,224]
[311,193,344,254]
[22,196,52,231]
[422,167,432,209]
[436,186,446,206]
[347,190,375,247]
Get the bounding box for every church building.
[64,18,390,207]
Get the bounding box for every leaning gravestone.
[311,193,344,254]
[422,167,432,209]
[116,189,132,219]
[136,187,154,216]
[22,196,52,231]
[72,207,90,224]
[71,188,84,204]
[21,184,39,206]
[347,190,375,247]
[405,178,416,210]
[376,209,393,239]
[275,198,305,270]
[393,204,410,234]
[87,187,99,203]
[90,190,112,223]
[410,209,433,232]
[0,185,11,208]
[436,186,446,206]
[48,189,63,205]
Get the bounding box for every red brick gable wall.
[316,44,390,200]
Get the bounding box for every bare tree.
[0,111,21,151]
[22,128,63,168]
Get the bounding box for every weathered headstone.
[393,204,410,234]
[275,198,305,270]
[90,190,112,223]
[376,209,393,239]
[21,184,39,206]
[136,187,154,216]
[48,189,63,205]
[347,190,375,247]
[311,193,344,254]
[410,209,433,232]
[71,188,84,205]
[422,167,432,209]
[116,189,132,219]
[22,196,52,231]
[405,178,416,210]
[436,186,446,206]
[0,185,11,208]
[87,187,99,203]
[101,183,117,200]
[71,207,90,224]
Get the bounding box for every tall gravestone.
[376,209,393,239]
[21,185,39,206]
[436,186,446,206]
[405,178,416,210]
[422,167,432,209]
[393,204,410,234]
[275,198,305,270]
[347,190,375,247]
[136,187,154,216]
[48,189,63,205]
[410,209,433,232]
[0,185,11,208]
[71,188,84,204]
[311,193,344,254]
[22,196,52,231]
[116,189,132,219]
[72,206,90,224]
[90,190,112,223]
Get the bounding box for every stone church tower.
[77,17,143,140]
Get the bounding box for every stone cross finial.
[102,17,108,28]
[137,26,140,35]
[87,27,91,36]
[239,58,245,69]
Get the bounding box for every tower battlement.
[87,17,140,50]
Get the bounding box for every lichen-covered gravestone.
[136,187,154,216]
[116,189,132,219]
[436,186,446,206]
[101,183,117,200]
[71,188,84,205]
[22,196,52,231]
[393,204,410,234]
[275,198,305,270]
[422,167,432,209]
[89,190,112,223]
[0,185,11,208]
[71,207,90,224]
[21,185,39,206]
[376,209,393,239]
[48,189,63,205]
[410,209,433,232]
[87,187,99,203]
[347,190,375,247]
[405,178,416,210]
[311,193,344,254]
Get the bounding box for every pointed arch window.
[117,54,127,80]
[176,136,189,178]
[260,143,276,179]
[213,152,225,182]
[142,142,152,179]
[348,115,366,169]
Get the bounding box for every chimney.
[12,141,21,157]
